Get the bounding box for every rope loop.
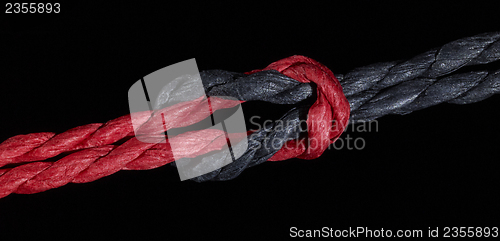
[248,55,350,160]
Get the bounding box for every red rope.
[249,55,350,161]
[0,55,349,198]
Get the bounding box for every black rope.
[188,105,309,182]
[339,32,500,122]
[154,69,314,110]
[155,69,314,181]
[155,32,500,181]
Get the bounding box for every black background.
[1,2,499,239]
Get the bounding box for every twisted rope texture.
[0,58,349,197]
[339,32,500,122]
[2,31,500,197]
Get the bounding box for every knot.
[247,55,350,160]
[0,55,351,195]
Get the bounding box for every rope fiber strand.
[341,32,500,122]
[0,32,499,198]
[0,66,323,198]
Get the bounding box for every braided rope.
[1,32,500,198]
[341,32,500,122]
[0,108,245,198]
[0,96,241,168]
[187,54,353,181]
[0,68,322,198]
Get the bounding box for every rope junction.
[0,32,499,198]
